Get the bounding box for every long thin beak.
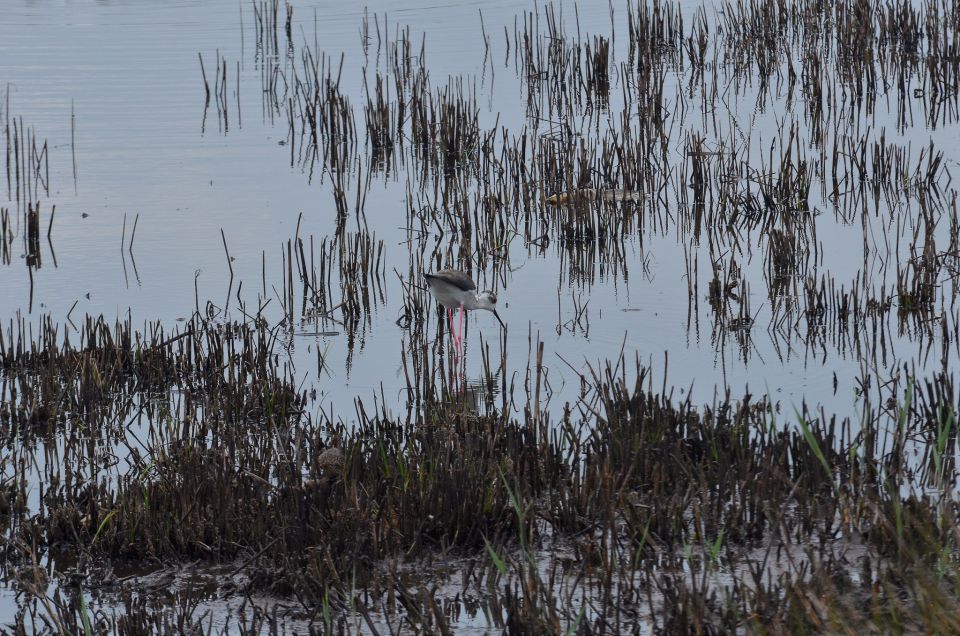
[492,309,505,329]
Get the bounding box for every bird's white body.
[425,276,491,311]
[424,269,504,348]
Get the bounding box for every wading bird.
[424,269,505,350]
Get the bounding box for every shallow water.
[2,0,960,629]
[2,0,940,423]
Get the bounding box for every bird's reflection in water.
[440,367,502,416]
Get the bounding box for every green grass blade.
[795,408,837,494]
[92,510,117,545]
[483,535,508,576]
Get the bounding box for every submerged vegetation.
[3,0,960,631]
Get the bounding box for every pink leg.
[458,305,465,351]
[447,307,459,352]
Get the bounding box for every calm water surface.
[0,0,912,418]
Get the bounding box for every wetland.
[2,0,960,633]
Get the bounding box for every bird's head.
[476,291,505,328]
